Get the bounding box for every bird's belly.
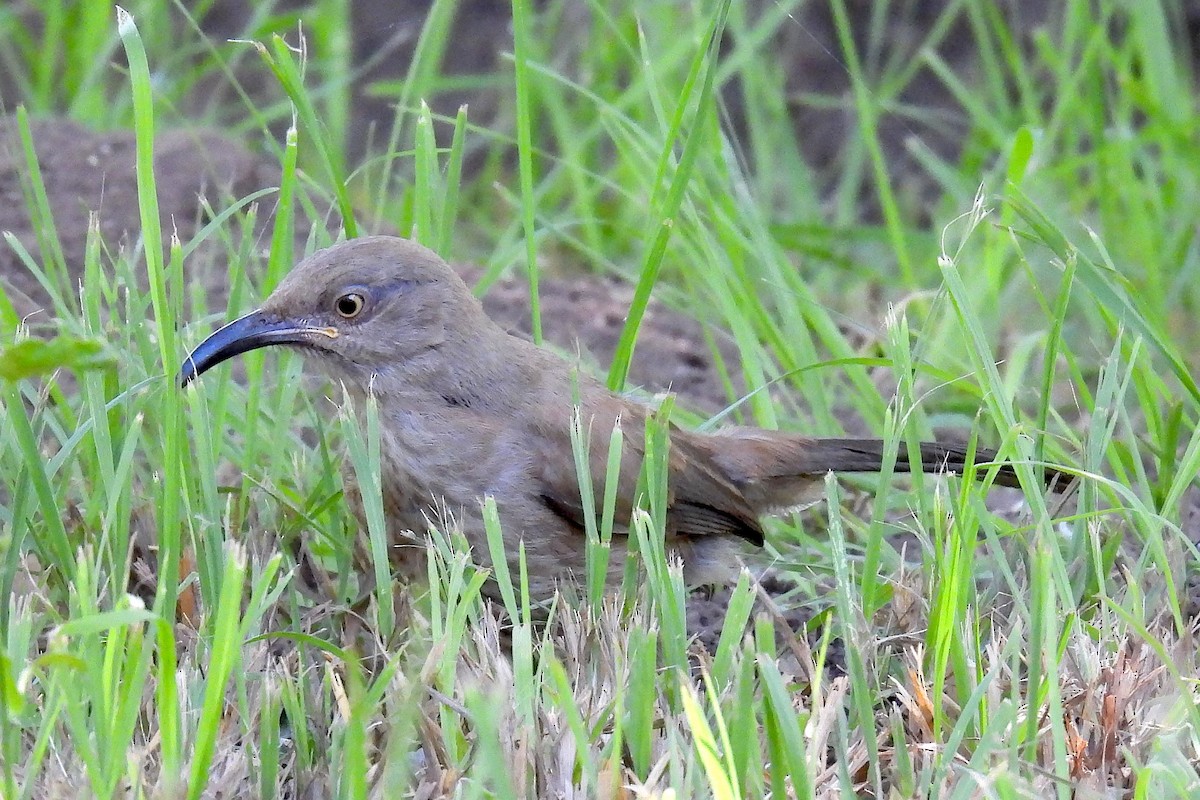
[371,409,617,598]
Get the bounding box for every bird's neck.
[370,324,572,416]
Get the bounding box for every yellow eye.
[334,292,365,318]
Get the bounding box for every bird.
[180,235,1062,602]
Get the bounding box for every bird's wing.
[665,432,766,544]
[529,396,765,546]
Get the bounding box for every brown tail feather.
[806,438,1065,490]
[704,430,1067,496]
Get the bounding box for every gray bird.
[180,236,1061,600]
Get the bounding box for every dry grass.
[10,519,1198,798]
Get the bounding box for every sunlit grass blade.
[510,0,543,344]
[3,384,73,574]
[258,32,358,237]
[118,6,188,624]
[758,650,811,799]
[14,107,69,304]
[606,0,731,391]
[339,393,394,639]
[680,674,738,800]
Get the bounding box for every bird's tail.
[800,437,1057,489]
[702,430,1065,513]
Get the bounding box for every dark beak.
[178,310,337,387]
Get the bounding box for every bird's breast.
[375,406,535,514]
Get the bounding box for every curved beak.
[178,310,338,387]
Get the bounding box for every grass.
[2,0,1200,796]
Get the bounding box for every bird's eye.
[334,292,366,319]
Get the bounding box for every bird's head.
[179,236,475,388]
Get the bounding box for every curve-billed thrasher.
[180,236,1062,598]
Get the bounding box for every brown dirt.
[0,117,286,325]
